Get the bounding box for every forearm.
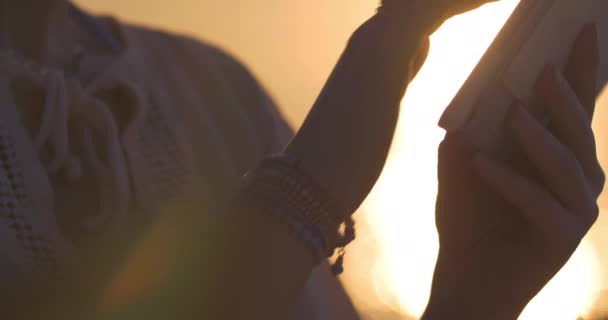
[213,12,432,318]
[210,14,435,316]
[285,10,431,213]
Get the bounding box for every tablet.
[439,0,608,151]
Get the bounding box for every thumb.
[436,132,478,223]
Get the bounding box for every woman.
[0,1,443,318]
[0,0,602,319]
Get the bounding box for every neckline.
[69,4,124,55]
[0,6,134,89]
[60,5,133,89]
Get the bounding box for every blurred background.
[74,0,608,319]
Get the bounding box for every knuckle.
[438,133,474,161]
[584,126,597,147]
[593,166,606,196]
[562,148,579,168]
[586,202,600,227]
[438,138,450,157]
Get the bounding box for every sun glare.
[361,0,603,318]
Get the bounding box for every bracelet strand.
[240,155,356,274]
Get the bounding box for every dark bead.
[331,256,344,275]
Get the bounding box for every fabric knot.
[22,68,135,238]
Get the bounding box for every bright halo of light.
[361,0,603,318]
[519,243,602,320]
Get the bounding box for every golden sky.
[76,0,376,125]
[76,1,608,318]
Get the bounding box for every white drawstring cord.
[31,70,132,233]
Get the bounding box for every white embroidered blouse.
[0,13,354,320]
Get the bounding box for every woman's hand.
[424,24,603,319]
[380,0,498,33]
[284,0,498,215]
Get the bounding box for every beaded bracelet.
[238,186,328,263]
[241,155,356,274]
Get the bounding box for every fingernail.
[578,23,600,63]
[535,64,557,96]
[508,101,532,133]
[581,23,598,46]
[536,63,572,99]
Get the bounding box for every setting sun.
[360,1,604,318]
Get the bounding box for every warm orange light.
[359,1,603,318]
[75,0,605,317]
[101,221,177,310]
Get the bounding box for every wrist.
[423,281,526,320]
[423,252,525,320]
[423,296,521,320]
[240,155,357,274]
